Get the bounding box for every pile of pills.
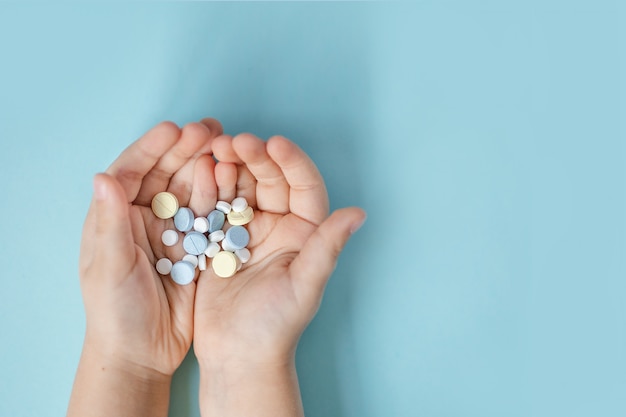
[151,191,254,285]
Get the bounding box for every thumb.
[290,207,366,306]
[92,173,135,270]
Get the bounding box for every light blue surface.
[0,2,624,416]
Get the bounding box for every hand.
[193,130,366,367]
[77,119,222,376]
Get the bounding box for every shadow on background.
[165,3,375,416]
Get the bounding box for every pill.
[204,242,221,258]
[227,205,254,226]
[224,225,250,250]
[231,197,248,213]
[170,261,195,285]
[161,229,179,246]
[216,200,231,214]
[211,251,240,278]
[155,258,173,275]
[182,254,199,268]
[235,248,251,263]
[193,217,210,233]
[183,231,209,255]
[198,254,207,271]
[209,230,225,243]
[151,192,179,219]
[207,210,225,233]
[174,207,195,232]
[221,238,237,252]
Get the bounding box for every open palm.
[192,132,365,364]
[79,120,222,375]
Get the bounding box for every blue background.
[0,1,624,416]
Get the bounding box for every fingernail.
[93,175,107,201]
[350,215,366,234]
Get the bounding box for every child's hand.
[78,120,221,376]
[193,131,366,367]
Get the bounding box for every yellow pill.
[211,251,241,278]
[227,206,254,226]
[151,192,179,219]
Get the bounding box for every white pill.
[182,254,199,268]
[156,258,173,275]
[216,200,231,214]
[235,248,251,263]
[198,254,207,271]
[204,242,221,258]
[193,217,210,233]
[221,237,237,252]
[209,230,225,242]
[231,197,248,213]
[161,230,179,247]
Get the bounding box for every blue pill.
[174,207,194,232]
[183,231,209,255]
[207,210,225,233]
[224,225,250,250]
[170,261,195,285]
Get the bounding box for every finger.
[134,122,213,206]
[233,133,289,214]
[290,207,366,307]
[215,162,238,202]
[106,121,181,203]
[90,173,137,280]
[199,117,224,139]
[267,136,329,225]
[188,154,218,217]
[212,134,257,206]
[212,134,242,163]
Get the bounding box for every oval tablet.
[174,207,195,232]
[212,251,240,278]
[207,210,225,233]
[225,225,250,250]
[193,217,210,233]
[227,206,254,226]
[231,197,248,213]
[183,231,209,255]
[155,258,173,275]
[182,254,199,268]
[151,192,179,219]
[170,261,195,285]
[161,229,179,247]
[204,242,221,258]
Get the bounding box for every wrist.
[198,357,303,417]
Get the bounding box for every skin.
[67,119,366,417]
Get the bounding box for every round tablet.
[182,254,199,268]
[227,206,254,226]
[235,248,251,263]
[161,229,179,247]
[151,192,179,219]
[183,232,209,255]
[170,261,195,285]
[193,217,210,233]
[215,200,232,214]
[209,230,225,243]
[204,242,221,258]
[225,225,250,250]
[155,258,173,275]
[221,238,236,252]
[212,251,240,278]
[174,207,195,232]
[207,210,225,233]
[231,197,248,213]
